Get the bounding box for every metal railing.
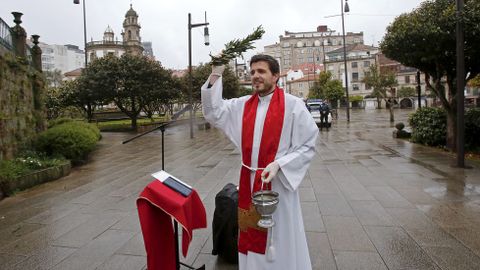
[87,40,124,46]
[0,17,14,51]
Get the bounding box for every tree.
[44,69,63,88]
[362,65,398,122]
[59,78,103,121]
[69,55,119,121]
[45,86,62,119]
[380,0,480,150]
[397,86,417,98]
[142,69,181,121]
[468,74,480,88]
[70,54,178,129]
[180,64,240,115]
[308,71,344,107]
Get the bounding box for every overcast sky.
[1,0,424,69]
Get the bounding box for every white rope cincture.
[241,163,265,172]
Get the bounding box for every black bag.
[212,183,239,264]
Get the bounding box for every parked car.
[306,99,332,128]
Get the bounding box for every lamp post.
[416,70,421,109]
[456,0,465,167]
[188,12,209,139]
[73,0,88,68]
[341,0,350,122]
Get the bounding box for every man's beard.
[253,79,274,95]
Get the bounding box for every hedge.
[409,107,480,151]
[35,122,100,163]
[409,107,447,147]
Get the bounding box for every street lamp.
[456,0,465,167]
[416,70,421,109]
[188,12,209,139]
[73,0,88,68]
[341,0,350,122]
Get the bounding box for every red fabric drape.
[137,179,206,270]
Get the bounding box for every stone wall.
[0,53,46,160]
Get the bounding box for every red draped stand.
[137,179,206,270]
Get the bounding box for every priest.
[201,54,318,270]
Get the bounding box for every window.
[307,57,314,62]
[405,75,410,84]
[364,61,370,67]
[352,84,360,90]
[351,62,358,68]
[352,72,359,82]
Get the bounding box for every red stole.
[238,86,285,254]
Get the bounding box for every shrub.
[349,95,364,102]
[465,108,480,151]
[35,122,100,162]
[0,151,66,180]
[409,107,446,146]
[48,117,75,128]
[395,122,405,130]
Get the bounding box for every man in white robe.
[201,54,318,270]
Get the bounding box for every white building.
[86,4,144,62]
[33,41,84,74]
[325,43,379,97]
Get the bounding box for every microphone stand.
[123,119,205,270]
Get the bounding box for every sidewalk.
[0,109,479,270]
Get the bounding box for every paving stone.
[367,186,414,208]
[53,211,127,248]
[424,245,480,270]
[306,232,337,270]
[8,246,77,270]
[351,200,395,226]
[323,216,375,252]
[364,226,439,270]
[316,193,355,217]
[0,253,26,269]
[95,254,146,270]
[302,202,325,232]
[334,251,388,270]
[50,229,135,270]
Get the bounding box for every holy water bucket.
[252,190,279,228]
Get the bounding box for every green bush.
[395,122,405,130]
[0,151,66,180]
[465,108,480,151]
[35,122,100,162]
[48,117,75,128]
[72,122,101,140]
[349,95,364,102]
[409,107,447,146]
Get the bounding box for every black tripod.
[124,122,205,270]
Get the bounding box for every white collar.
[258,90,274,103]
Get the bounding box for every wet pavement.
[1,108,480,270]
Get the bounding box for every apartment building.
[324,43,378,97]
[263,25,364,74]
[34,41,84,74]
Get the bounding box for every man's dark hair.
[250,54,280,75]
